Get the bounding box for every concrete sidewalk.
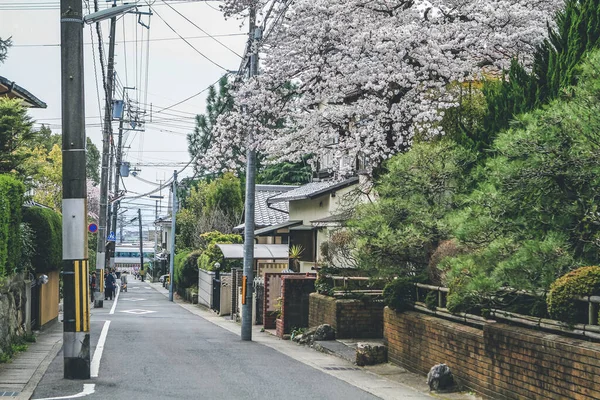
[0,323,62,400]
[149,281,480,400]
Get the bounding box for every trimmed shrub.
[173,250,191,289]
[22,207,62,273]
[197,231,242,272]
[178,250,202,289]
[383,277,416,312]
[0,175,24,277]
[547,266,600,325]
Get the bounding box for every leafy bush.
[197,231,242,271]
[350,140,475,278]
[173,251,191,288]
[0,175,24,277]
[383,277,416,312]
[547,266,600,325]
[21,206,61,274]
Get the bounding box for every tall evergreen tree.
[482,0,600,150]
[187,75,233,175]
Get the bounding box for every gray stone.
[355,342,388,366]
[426,363,455,392]
[313,324,335,341]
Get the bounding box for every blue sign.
[107,232,116,242]
[88,223,98,233]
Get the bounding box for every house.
[256,175,372,272]
[234,184,298,239]
[0,75,47,108]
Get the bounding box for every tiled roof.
[0,76,47,109]
[235,185,299,231]
[267,177,359,204]
[255,184,297,226]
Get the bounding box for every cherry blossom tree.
[206,0,564,175]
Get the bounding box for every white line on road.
[32,383,95,400]
[109,286,120,315]
[90,321,111,378]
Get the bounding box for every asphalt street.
[30,278,387,400]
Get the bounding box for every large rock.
[292,324,336,344]
[355,342,388,366]
[426,363,455,392]
[313,324,336,341]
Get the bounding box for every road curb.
[16,336,63,400]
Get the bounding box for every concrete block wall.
[384,308,600,399]
[309,293,385,339]
[197,268,215,308]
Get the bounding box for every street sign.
[107,232,116,242]
[88,223,98,233]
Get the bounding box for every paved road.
[31,278,394,400]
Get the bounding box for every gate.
[30,275,40,330]
[212,273,221,312]
[254,277,264,325]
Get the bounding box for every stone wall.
[384,308,600,399]
[0,274,27,355]
[309,293,385,339]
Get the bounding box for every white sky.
[0,0,247,230]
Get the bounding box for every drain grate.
[0,391,19,397]
[323,366,360,371]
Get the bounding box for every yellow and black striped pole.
[61,0,90,379]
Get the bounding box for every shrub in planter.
[547,266,600,325]
[383,277,416,312]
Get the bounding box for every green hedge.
[547,266,600,325]
[174,250,201,289]
[22,207,62,274]
[198,231,242,272]
[0,175,24,277]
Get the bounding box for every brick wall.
[309,293,385,339]
[385,308,600,399]
[277,275,315,338]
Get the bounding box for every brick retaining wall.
[310,293,385,339]
[384,308,600,399]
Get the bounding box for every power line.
[152,75,224,115]
[148,3,230,71]
[159,0,242,58]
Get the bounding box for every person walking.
[105,270,116,301]
[90,272,97,303]
[120,271,128,292]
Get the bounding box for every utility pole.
[138,209,144,282]
[60,0,90,378]
[241,8,262,341]
[109,118,124,271]
[95,1,117,308]
[169,170,177,302]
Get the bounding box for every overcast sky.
[0,0,247,231]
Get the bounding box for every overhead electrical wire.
[10,33,246,48]
[148,3,230,71]
[159,0,242,58]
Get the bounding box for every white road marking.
[119,298,146,302]
[33,383,95,399]
[90,321,110,378]
[120,309,156,315]
[109,287,120,315]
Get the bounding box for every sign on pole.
[107,232,116,242]
[88,223,98,233]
